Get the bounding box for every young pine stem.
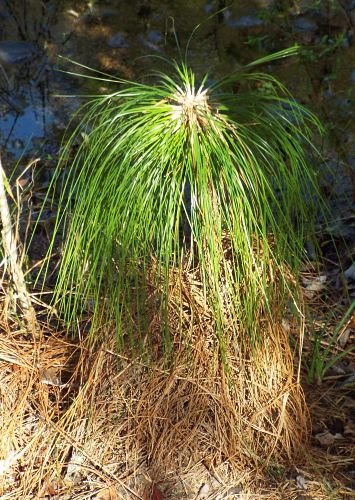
[0,156,38,336]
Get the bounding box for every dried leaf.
[17,178,29,188]
[315,431,343,446]
[338,328,351,348]
[96,486,118,500]
[151,485,165,500]
[302,274,327,292]
[47,480,63,495]
[143,484,165,500]
[281,318,291,332]
[39,366,62,386]
[0,450,18,476]
[223,486,243,497]
[64,450,86,485]
[344,421,355,436]
[197,483,210,498]
[295,475,307,490]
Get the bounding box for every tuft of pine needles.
[0,310,353,498]
[44,46,324,361]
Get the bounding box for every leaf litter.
[0,265,354,498]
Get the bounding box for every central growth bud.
[170,83,209,128]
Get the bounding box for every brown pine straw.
[0,270,353,497]
[134,251,310,466]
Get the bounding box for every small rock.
[293,17,318,32]
[204,2,215,13]
[344,263,355,281]
[98,8,119,19]
[0,40,38,65]
[337,372,355,388]
[224,11,263,28]
[11,139,25,150]
[305,240,316,260]
[108,32,129,48]
[139,31,163,52]
[329,360,349,376]
[147,31,163,44]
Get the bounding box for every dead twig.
[0,155,38,336]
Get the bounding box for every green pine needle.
[43,49,324,356]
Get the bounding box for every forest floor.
[0,274,354,499]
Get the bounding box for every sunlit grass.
[45,47,324,358]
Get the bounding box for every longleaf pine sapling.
[45,47,323,361]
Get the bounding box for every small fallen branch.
[0,155,38,336]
